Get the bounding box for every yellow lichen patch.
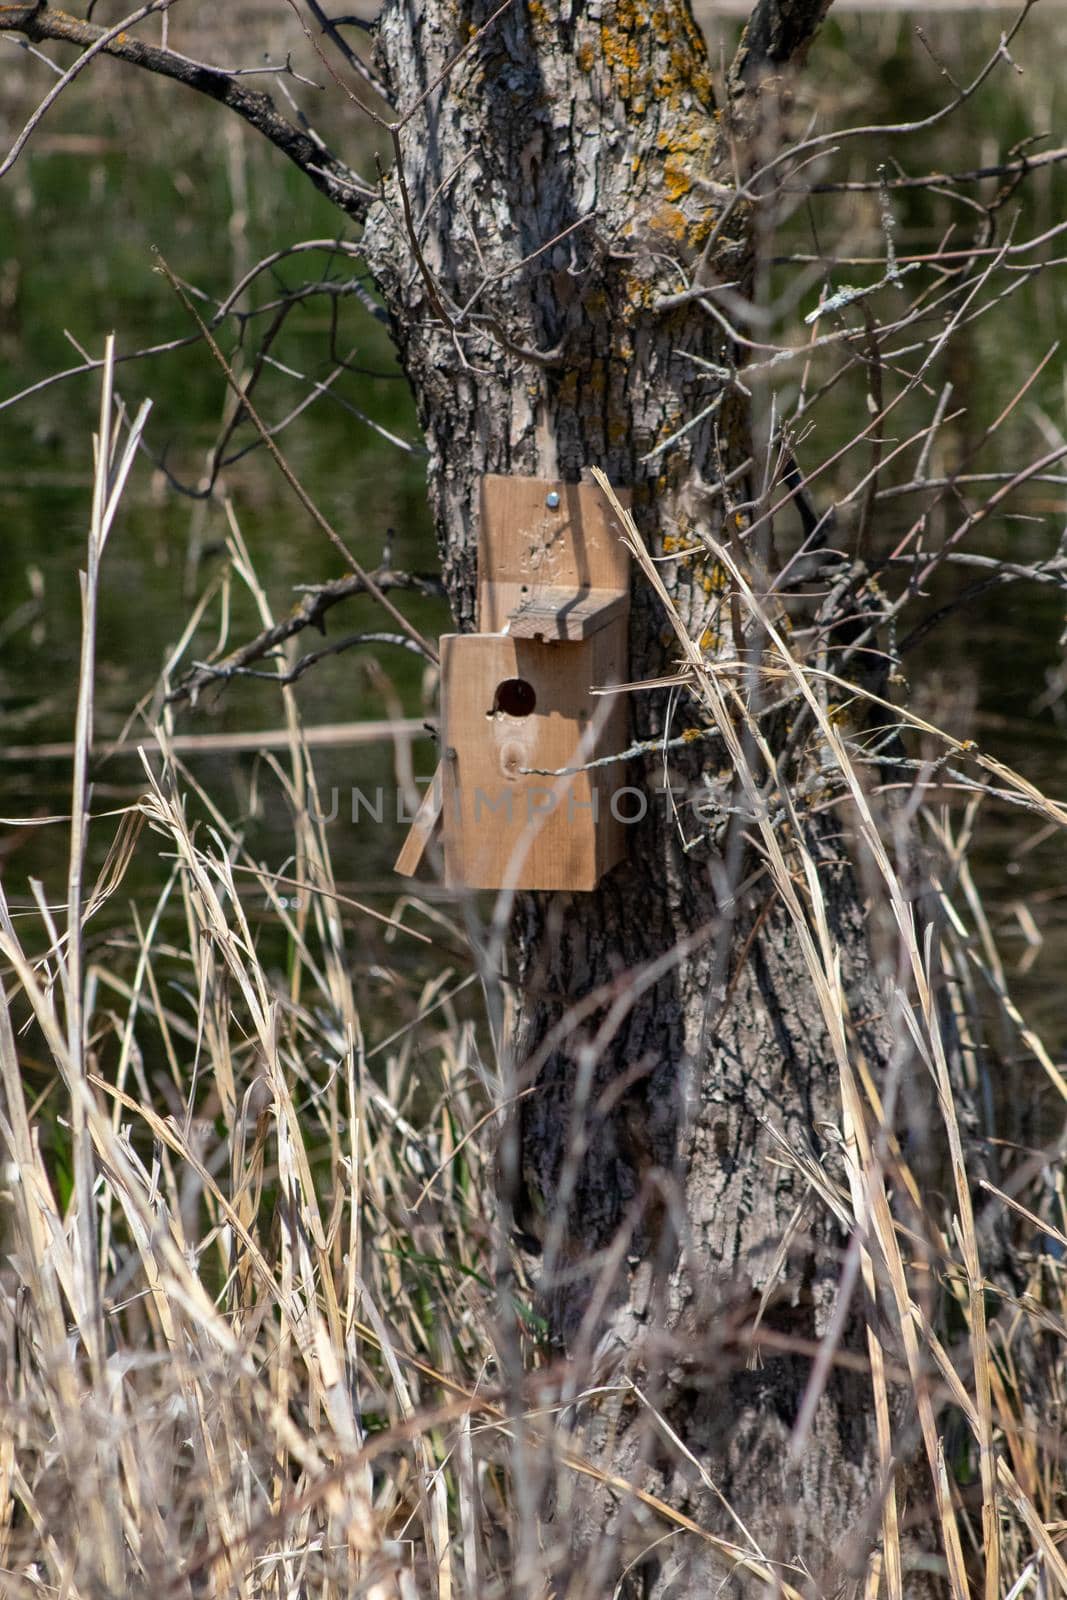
[662,119,703,152]
[620,270,657,312]
[649,7,673,44]
[597,0,717,113]
[701,563,728,595]
[663,153,692,203]
[646,116,718,249]
[657,18,712,104]
[666,45,701,102]
[672,3,716,104]
[648,203,689,243]
[699,629,722,653]
[655,119,703,162]
[600,15,646,103]
[684,211,717,250]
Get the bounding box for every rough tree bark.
[362,3,932,1596]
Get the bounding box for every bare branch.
[804,143,1067,195]
[188,629,426,689]
[749,0,1036,183]
[0,239,386,415]
[302,0,392,106]
[731,0,834,83]
[167,567,446,705]
[0,1,374,216]
[156,250,439,664]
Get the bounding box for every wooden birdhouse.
[395,475,632,891]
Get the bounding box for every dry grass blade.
[588,467,1066,1598]
[0,367,482,1599]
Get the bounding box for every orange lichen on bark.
[648,202,689,243]
[639,112,717,249]
[661,533,697,560]
[663,152,692,202]
[600,0,715,114]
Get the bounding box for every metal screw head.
[545,490,561,510]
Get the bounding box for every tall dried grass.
[1,355,1066,1599]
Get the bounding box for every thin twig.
[0,1,373,213]
[155,251,439,666]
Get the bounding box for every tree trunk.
[364,4,934,1593]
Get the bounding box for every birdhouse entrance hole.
[492,678,537,718]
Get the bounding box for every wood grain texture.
[478,475,631,635]
[504,585,627,641]
[439,631,628,891]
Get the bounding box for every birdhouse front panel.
[439,629,629,891]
